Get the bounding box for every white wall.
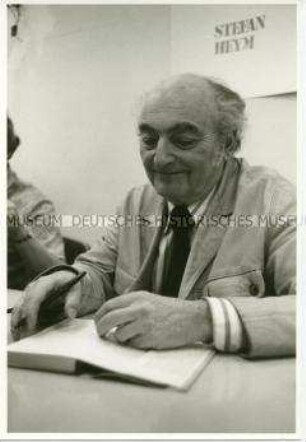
[170,4,296,98]
[8,5,296,244]
[9,6,171,242]
[243,94,296,183]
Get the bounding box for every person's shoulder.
[126,182,159,198]
[239,159,295,195]
[8,170,55,216]
[236,159,296,212]
[121,183,163,212]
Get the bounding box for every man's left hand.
[94,291,212,350]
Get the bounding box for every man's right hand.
[10,271,82,341]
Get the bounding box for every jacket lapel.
[179,158,242,299]
[126,195,166,293]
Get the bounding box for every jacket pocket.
[203,268,265,298]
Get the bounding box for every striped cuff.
[206,297,244,353]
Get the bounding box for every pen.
[10,271,87,329]
[39,270,87,313]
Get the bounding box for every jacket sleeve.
[229,181,296,358]
[73,218,120,316]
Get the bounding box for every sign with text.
[215,15,265,55]
[170,5,296,98]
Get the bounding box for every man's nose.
[154,136,175,169]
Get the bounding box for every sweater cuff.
[205,297,244,353]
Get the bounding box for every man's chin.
[153,182,185,205]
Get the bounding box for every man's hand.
[10,271,83,340]
[94,291,213,350]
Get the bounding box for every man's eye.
[171,137,199,149]
[140,135,158,149]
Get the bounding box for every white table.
[7,290,296,434]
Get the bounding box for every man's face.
[138,84,225,206]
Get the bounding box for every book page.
[8,319,214,390]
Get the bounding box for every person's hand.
[10,271,83,341]
[94,291,213,350]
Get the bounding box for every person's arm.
[208,183,296,358]
[71,223,120,316]
[228,223,296,358]
[9,223,63,274]
[8,199,65,283]
[10,212,121,340]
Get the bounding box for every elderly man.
[11,74,296,358]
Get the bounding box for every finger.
[10,301,26,341]
[21,273,71,331]
[127,335,151,350]
[23,278,54,331]
[11,318,35,341]
[115,320,144,344]
[10,298,25,330]
[95,292,140,321]
[64,284,82,319]
[95,306,138,337]
[104,326,120,343]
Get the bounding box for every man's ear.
[225,130,240,155]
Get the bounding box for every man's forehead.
[138,82,218,130]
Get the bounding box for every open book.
[8,318,214,390]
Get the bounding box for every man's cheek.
[141,154,154,173]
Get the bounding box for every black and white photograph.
[4,2,298,436]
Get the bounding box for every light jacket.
[75,158,296,358]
